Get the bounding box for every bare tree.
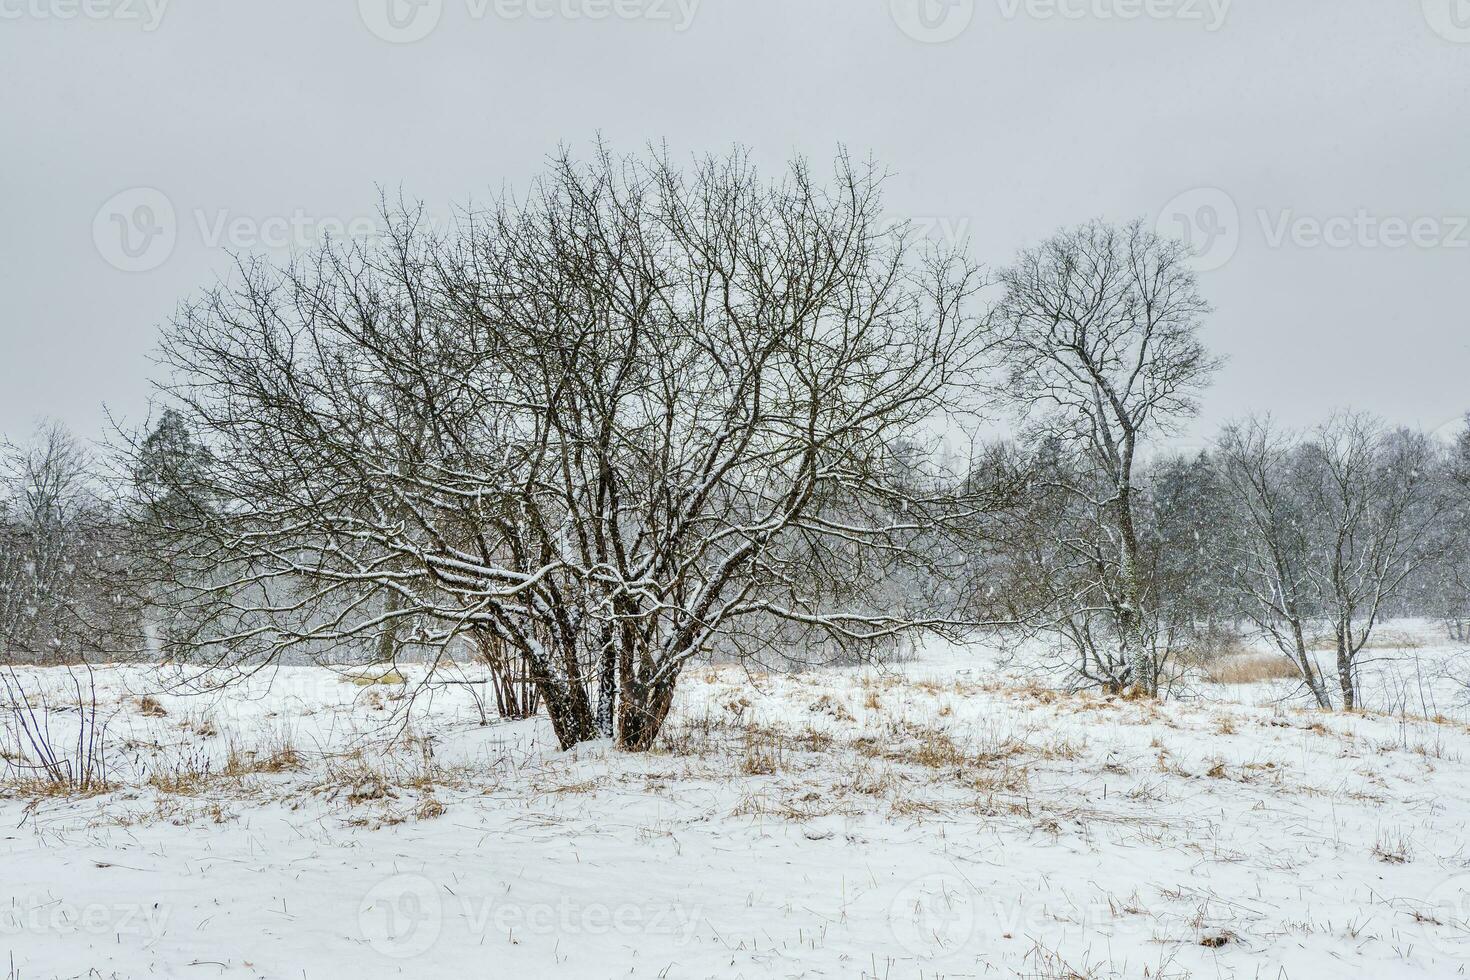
[143,147,1002,750]
[1216,414,1448,710]
[992,220,1221,694]
[1215,418,1334,707]
[1294,416,1446,709]
[1430,413,1470,642]
[1,421,137,664]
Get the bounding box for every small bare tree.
[143,147,1002,750]
[1433,414,1470,642]
[992,220,1221,694]
[1,421,138,664]
[1215,418,1334,707]
[0,422,126,791]
[1216,414,1448,710]
[1294,416,1446,709]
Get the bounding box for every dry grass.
[740,729,785,775]
[138,695,168,717]
[808,694,854,722]
[0,774,113,800]
[343,670,408,687]
[146,733,304,797]
[223,740,303,777]
[148,757,212,795]
[1307,629,1423,652]
[1372,830,1412,864]
[1203,654,1300,685]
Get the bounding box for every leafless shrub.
[0,664,110,794]
[138,146,1008,752]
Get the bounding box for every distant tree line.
[976,412,1468,709]
[2,146,1466,744]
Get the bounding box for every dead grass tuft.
[223,739,303,777]
[741,729,785,775]
[808,694,854,722]
[1203,654,1300,685]
[1373,830,1412,864]
[343,670,408,687]
[0,775,113,800]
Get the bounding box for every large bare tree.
[992,220,1220,694]
[143,147,1000,750]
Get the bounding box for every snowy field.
[4,628,1470,979]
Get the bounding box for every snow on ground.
[3,629,1470,979]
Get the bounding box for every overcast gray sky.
[2,0,1467,449]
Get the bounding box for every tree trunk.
[375,592,402,664]
[595,635,616,739]
[525,638,598,750]
[538,680,600,750]
[1289,619,1332,709]
[617,673,678,752]
[1335,626,1356,710]
[1115,487,1153,696]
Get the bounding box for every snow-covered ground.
[3,628,1470,979]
